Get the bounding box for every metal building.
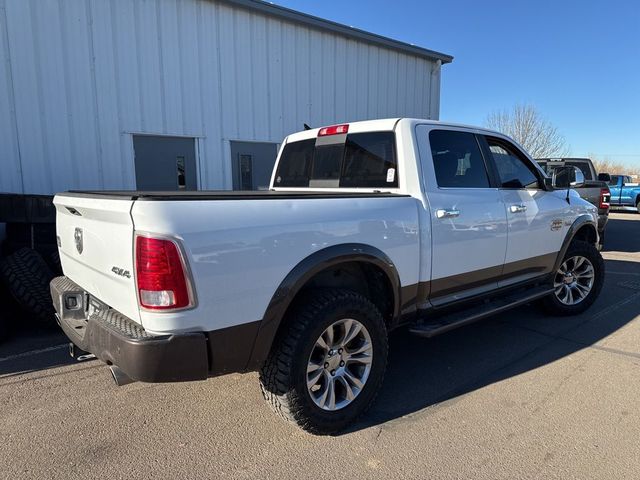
[0,0,452,194]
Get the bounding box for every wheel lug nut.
[339,361,345,367]
[338,348,343,354]
[330,370,336,376]
[328,349,334,356]
[324,362,329,369]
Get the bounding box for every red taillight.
[135,236,191,310]
[599,187,611,209]
[318,124,349,136]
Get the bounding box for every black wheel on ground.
[0,248,57,327]
[636,198,640,214]
[259,288,388,435]
[540,240,604,316]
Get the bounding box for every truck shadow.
[349,258,640,434]
[603,214,640,253]
[0,325,73,378]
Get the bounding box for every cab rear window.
[274,132,398,188]
[539,161,593,181]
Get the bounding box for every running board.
[409,285,555,338]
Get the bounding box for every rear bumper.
[50,276,209,383]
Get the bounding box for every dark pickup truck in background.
[537,158,611,248]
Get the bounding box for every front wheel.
[540,240,604,316]
[259,289,388,435]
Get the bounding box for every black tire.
[47,249,63,275]
[259,289,388,435]
[636,198,640,214]
[0,283,13,343]
[0,248,56,327]
[540,240,604,316]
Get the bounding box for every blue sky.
[275,0,640,168]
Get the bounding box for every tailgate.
[53,194,141,324]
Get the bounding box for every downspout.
[429,60,442,120]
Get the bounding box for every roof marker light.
[318,124,349,136]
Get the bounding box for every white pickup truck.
[51,118,604,434]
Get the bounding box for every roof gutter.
[218,0,453,64]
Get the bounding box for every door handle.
[435,209,460,219]
[509,204,527,213]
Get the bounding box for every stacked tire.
[0,281,13,343]
[0,248,57,332]
[0,194,59,341]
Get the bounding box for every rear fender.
[246,243,401,370]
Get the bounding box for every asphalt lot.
[1,212,639,479]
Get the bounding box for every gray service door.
[133,135,197,191]
[230,141,278,190]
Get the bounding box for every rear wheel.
[636,198,640,214]
[259,289,388,435]
[541,240,604,316]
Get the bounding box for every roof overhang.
[218,0,453,64]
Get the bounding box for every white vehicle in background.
[51,118,604,434]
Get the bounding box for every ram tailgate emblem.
[74,228,83,254]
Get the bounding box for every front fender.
[554,215,598,271]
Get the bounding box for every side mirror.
[571,168,585,188]
[552,166,584,188]
[598,172,611,182]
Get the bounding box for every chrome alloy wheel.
[553,255,595,305]
[306,318,373,411]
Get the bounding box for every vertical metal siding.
[0,0,23,193]
[1,0,441,194]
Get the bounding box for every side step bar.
[409,285,555,338]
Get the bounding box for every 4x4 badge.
[551,219,563,231]
[74,227,83,254]
[111,266,131,279]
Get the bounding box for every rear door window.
[429,130,491,188]
[274,132,398,188]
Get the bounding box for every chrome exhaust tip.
[109,366,136,387]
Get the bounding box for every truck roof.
[537,158,593,162]
[284,118,507,143]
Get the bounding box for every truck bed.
[54,189,420,334]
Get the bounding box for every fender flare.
[246,243,401,370]
[553,215,598,271]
